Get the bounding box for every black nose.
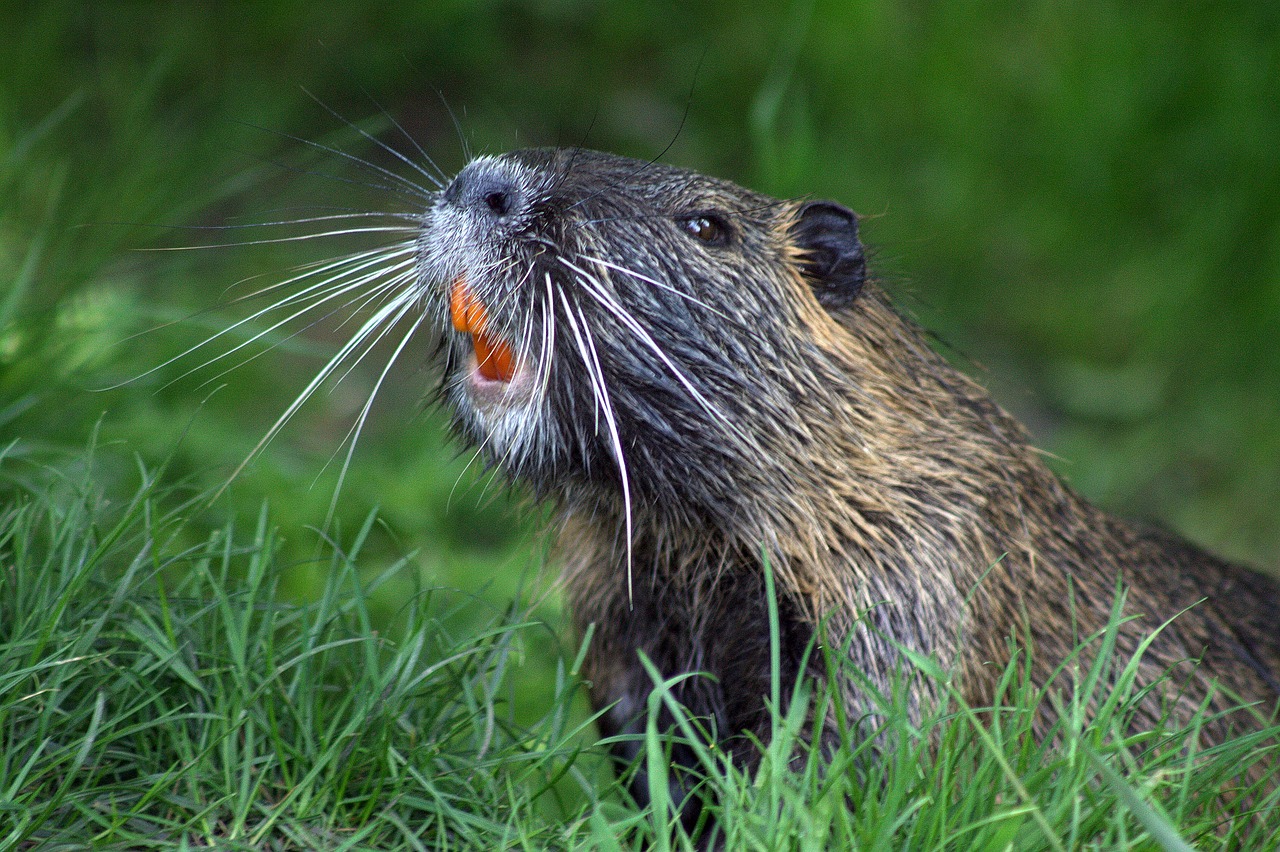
[443,164,524,221]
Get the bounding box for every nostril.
[443,162,525,222]
[484,190,512,217]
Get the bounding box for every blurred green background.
[3,0,1278,626]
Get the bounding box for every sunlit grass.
[0,463,604,848]
[3,2,1280,847]
[3,463,1277,848]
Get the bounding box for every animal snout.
[442,162,526,222]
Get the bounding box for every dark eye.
[678,214,730,246]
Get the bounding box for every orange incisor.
[449,276,517,382]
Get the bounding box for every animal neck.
[558,287,1096,671]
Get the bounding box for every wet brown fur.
[422,148,1280,809]
[563,281,1280,738]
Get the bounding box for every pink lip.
[461,346,534,406]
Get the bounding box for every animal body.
[412,147,1279,814]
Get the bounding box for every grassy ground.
[4,471,1279,848]
[3,1,1279,847]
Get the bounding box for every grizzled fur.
[417,148,1280,812]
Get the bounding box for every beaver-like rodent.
[417,147,1280,808]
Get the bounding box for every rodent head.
[418,148,869,525]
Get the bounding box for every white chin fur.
[455,355,552,476]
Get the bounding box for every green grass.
[3,466,1278,849]
[3,1,1280,848]
[4,0,1279,570]
[0,460,603,848]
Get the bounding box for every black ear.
[791,201,866,309]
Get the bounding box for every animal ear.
[791,201,866,309]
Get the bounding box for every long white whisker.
[229,242,418,315]
[322,292,431,526]
[229,241,415,321]
[581,254,733,321]
[442,261,546,511]
[171,260,414,396]
[116,242,419,393]
[478,289,548,508]
[168,248,419,392]
[299,86,445,192]
[237,112,437,204]
[536,274,557,412]
[559,257,757,451]
[322,264,422,389]
[215,269,428,497]
[444,364,512,511]
[324,254,420,332]
[147,210,421,236]
[146,224,420,252]
[230,256,416,368]
[447,443,490,515]
[557,288,635,603]
[240,241,419,307]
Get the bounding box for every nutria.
[416,147,1279,812]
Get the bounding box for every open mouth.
[449,275,517,383]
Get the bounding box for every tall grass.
[0,460,602,848]
[3,3,1279,848]
[616,569,1280,851]
[2,457,1277,848]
